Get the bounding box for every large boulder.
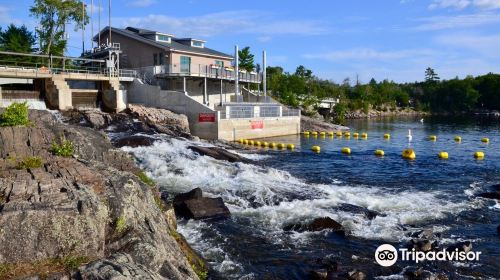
[127,104,191,138]
[114,135,156,148]
[283,217,344,233]
[477,191,500,200]
[173,188,230,220]
[188,145,251,163]
[0,110,199,279]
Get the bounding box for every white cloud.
[116,10,329,38]
[413,13,500,30]
[127,0,157,8]
[257,36,272,43]
[303,48,438,61]
[428,0,500,10]
[0,6,20,25]
[435,33,500,57]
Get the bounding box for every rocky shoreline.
[0,108,204,279]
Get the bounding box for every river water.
[123,116,499,279]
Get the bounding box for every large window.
[180,56,191,73]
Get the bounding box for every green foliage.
[115,216,127,234]
[238,46,255,72]
[30,0,89,55]
[59,256,89,270]
[50,138,74,157]
[425,67,440,83]
[0,24,38,66]
[0,263,10,277]
[137,171,155,187]
[16,156,43,170]
[0,102,30,127]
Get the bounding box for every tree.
[0,24,36,53]
[425,67,440,83]
[30,0,88,56]
[238,46,255,72]
[294,65,313,80]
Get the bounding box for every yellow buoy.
[328,132,334,136]
[429,135,437,141]
[261,142,269,147]
[384,133,391,139]
[474,151,485,159]
[311,146,321,153]
[320,131,326,135]
[311,131,318,136]
[454,136,461,142]
[402,148,416,160]
[249,140,255,145]
[374,149,385,156]
[255,141,261,146]
[353,132,359,138]
[238,138,244,144]
[277,143,285,149]
[303,131,310,135]
[269,142,277,148]
[341,147,351,154]
[481,138,489,143]
[287,144,295,150]
[344,132,351,137]
[243,139,249,145]
[336,131,342,137]
[361,133,368,139]
[438,151,449,159]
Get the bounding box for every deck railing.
[134,64,261,83]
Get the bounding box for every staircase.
[45,77,73,110]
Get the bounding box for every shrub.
[0,102,30,126]
[51,138,74,157]
[60,256,89,270]
[16,156,43,170]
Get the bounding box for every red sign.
[251,120,264,130]
[198,113,216,122]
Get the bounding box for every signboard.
[251,120,264,130]
[198,113,216,122]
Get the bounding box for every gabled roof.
[93,26,233,59]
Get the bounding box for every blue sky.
[1,0,500,83]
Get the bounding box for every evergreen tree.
[238,46,255,72]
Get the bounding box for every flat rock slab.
[175,197,230,220]
[188,146,251,163]
[114,135,156,148]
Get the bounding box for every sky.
[1,0,500,83]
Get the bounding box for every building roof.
[93,26,233,59]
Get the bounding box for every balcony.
[134,64,261,83]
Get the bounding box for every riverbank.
[0,108,204,279]
[343,107,428,119]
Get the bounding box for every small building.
[90,26,300,140]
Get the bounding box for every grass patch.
[169,230,208,280]
[115,216,127,234]
[16,156,43,170]
[50,138,75,157]
[137,171,155,187]
[0,256,91,279]
[0,102,30,127]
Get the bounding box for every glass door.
[180,56,191,73]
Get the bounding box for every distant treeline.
[266,65,500,116]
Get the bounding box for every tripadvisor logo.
[375,244,482,267]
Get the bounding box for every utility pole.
[108,0,111,45]
[82,1,85,55]
[263,50,267,97]
[90,0,93,49]
[98,0,101,46]
[235,45,239,97]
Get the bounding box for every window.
[157,34,170,42]
[180,56,191,72]
[159,54,164,65]
[215,60,224,67]
[192,41,204,48]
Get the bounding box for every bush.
[0,102,30,126]
[51,138,74,157]
[16,156,43,169]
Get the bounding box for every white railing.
[217,104,300,119]
[134,64,261,83]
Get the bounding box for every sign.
[198,113,216,122]
[251,120,264,130]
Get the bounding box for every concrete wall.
[218,117,301,141]
[127,79,219,139]
[164,78,235,108]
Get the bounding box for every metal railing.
[134,64,261,83]
[217,104,300,120]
